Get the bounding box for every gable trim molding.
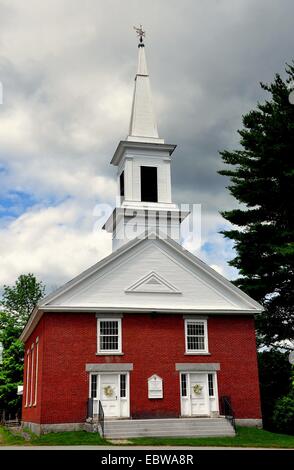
[125,271,181,294]
[19,232,263,342]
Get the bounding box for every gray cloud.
[0,0,293,287]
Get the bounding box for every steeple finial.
[133,24,145,47]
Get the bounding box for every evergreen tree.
[219,63,294,348]
[0,274,45,413]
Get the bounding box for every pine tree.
[219,63,294,348]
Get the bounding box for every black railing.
[220,395,236,431]
[98,400,105,438]
[87,398,94,419]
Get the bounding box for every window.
[185,319,208,353]
[91,374,97,398]
[120,374,126,398]
[33,338,39,406]
[29,345,34,406]
[208,374,214,397]
[97,318,122,354]
[140,166,158,202]
[25,350,30,407]
[120,171,125,198]
[181,373,187,397]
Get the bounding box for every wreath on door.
[103,385,114,397]
[193,384,203,395]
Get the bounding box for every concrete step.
[100,417,235,439]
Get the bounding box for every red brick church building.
[20,31,262,437]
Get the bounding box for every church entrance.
[180,372,219,417]
[90,372,130,418]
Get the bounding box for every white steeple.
[127,32,164,144]
[103,28,189,251]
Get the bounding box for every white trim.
[33,341,39,406]
[29,347,34,407]
[25,350,30,407]
[97,317,122,355]
[20,232,263,342]
[90,371,130,418]
[180,372,188,398]
[184,318,209,354]
[37,232,263,309]
[125,271,181,294]
[180,371,218,417]
[41,306,259,314]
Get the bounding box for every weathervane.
[133,24,145,47]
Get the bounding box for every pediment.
[38,235,263,315]
[125,271,181,294]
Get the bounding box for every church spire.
[127,26,164,144]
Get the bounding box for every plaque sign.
[148,374,163,399]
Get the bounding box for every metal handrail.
[98,400,105,438]
[220,395,236,431]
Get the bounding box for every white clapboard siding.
[44,237,260,312]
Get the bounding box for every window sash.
[208,373,214,397]
[97,318,122,353]
[181,373,187,397]
[185,319,208,353]
[120,374,126,398]
[91,374,97,398]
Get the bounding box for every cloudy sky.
[0,0,293,293]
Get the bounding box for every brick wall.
[22,312,261,424]
[22,318,44,424]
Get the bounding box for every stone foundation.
[235,418,263,428]
[22,421,85,436]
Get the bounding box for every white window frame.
[33,337,39,406]
[29,344,34,407]
[97,318,122,354]
[208,372,215,398]
[25,349,30,407]
[184,319,209,354]
[180,373,188,398]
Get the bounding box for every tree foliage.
[0,274,45,413]
[272,390,294,434]
[219,62,294,347]
[1,273,45,330]
[258,350,292,431]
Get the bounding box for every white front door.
[189,373,210,416]
[91,373,130,418]
[99,374,119,417]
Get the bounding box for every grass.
[129,426,294,448]
[0,426,29,446]
[0,425,293,448]
[0,426,107,446]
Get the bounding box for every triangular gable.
[125,271,181,294]
[21,232,263,342]
[39,234,262,313]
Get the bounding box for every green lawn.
[129,426,294,448]
[0,426,107,446]
[0,425,293,448]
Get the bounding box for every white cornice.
[110,141,176,166]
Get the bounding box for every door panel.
[99,374,119,417]
[190,373,209,416]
